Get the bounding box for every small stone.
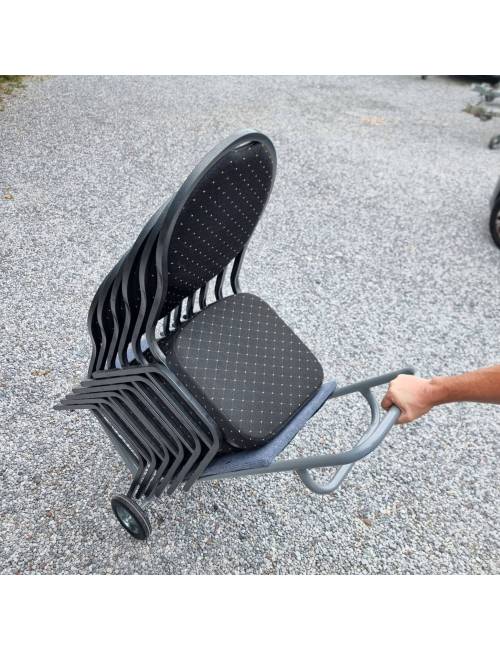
[31,369,51,377]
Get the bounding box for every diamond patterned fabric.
[160,293,324,449]
[161,140,274,316]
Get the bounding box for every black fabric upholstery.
[163,141,274,314]
[159,293,324,450]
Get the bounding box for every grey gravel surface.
[0,75,499,574]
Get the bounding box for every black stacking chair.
[56,129,414,540]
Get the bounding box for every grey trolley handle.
[297,393,401,495]
[293,368,413,495]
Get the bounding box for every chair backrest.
[87,254,126,375]
[145,129,276,362]
[114,202,170,369]
[87,205,165,374]
[86,130,276,374]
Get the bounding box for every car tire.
[489,199,500,248]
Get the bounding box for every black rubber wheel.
[488,135,500,150]
[111,494,152,540]
[489,199,500,249]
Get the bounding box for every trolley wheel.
[488,135,500,150]
[111,494,151,540]
[489,200,500,249]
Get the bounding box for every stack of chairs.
[57,129,413,541]
[56,130,328,538]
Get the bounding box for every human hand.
[381,374,437,424]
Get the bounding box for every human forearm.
[381,365,500,423]
[427,365,500,406]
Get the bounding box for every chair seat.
[202,380,337,476]
[160,293,324,449]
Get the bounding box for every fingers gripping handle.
[377,404,402,435]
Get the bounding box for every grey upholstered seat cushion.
[160,293,323,450]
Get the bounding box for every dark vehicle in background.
[490,176,500,248]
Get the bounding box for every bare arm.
[381,365,500,424]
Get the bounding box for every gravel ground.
[0,76,499,574]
